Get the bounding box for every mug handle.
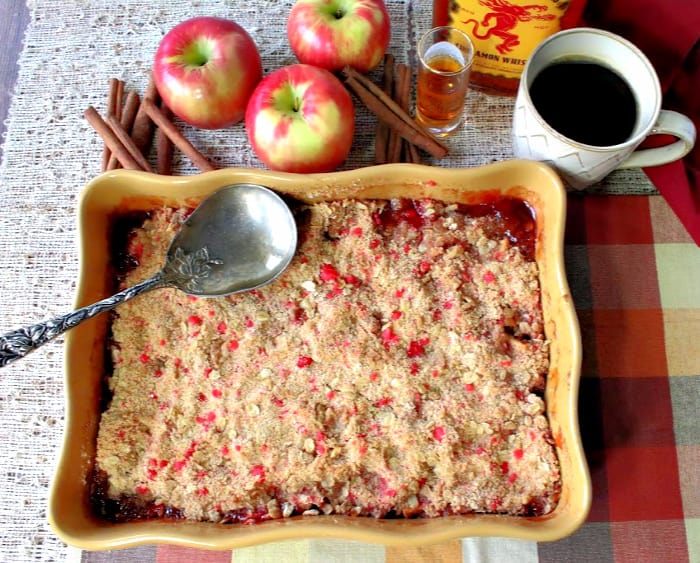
[618,110,696,169]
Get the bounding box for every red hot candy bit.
[319,263,340,282]
[315,431,327,455]
[342,273,361,286]
[380,326,400,348]
[432,426,446,442]
[406,339,428,358]
[184,441,197,459]
[417,261,432,276]
[131,241,144,261]
[297,355,313,368]
[250,464,266,483]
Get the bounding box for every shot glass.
[416,26,474,137]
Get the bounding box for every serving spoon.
[0,183,298,367]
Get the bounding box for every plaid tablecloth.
[0,1,697,562]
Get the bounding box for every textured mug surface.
[512,27,696,189]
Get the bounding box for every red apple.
[245,64,355,173]
[287,0,391,73]
[153,17,262,129]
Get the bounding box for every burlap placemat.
[0,1,658,561]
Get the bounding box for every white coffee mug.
[512,27,696,190]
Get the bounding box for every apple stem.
[335,9,344,18]
[182,39,213,68]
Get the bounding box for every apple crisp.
[93,197,560,522]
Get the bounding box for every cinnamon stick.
[107,90,141,170]
[142,98,216,173]
[395,64,420,164]
[375,53,394,164]
[131,74,159,156]
[106,114,153,172]
[84,106,144,171]
[113,79,124,123]
[101,78,121,171]
[156,101,174,175]
[405,135,421,164]
[387,64,409,163]
[342,66,448,159]
[121,91,140,132]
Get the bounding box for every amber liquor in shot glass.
[416,26,474,137]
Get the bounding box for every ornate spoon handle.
[0,273,166,368]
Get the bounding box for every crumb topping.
[95,198,560,522]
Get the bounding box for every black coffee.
[529,60,637,146]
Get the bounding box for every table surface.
[0,2,697,562]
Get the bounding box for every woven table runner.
[0,1,659,561]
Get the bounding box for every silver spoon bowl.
[0,183,297,367]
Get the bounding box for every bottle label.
[437,0,574,81]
